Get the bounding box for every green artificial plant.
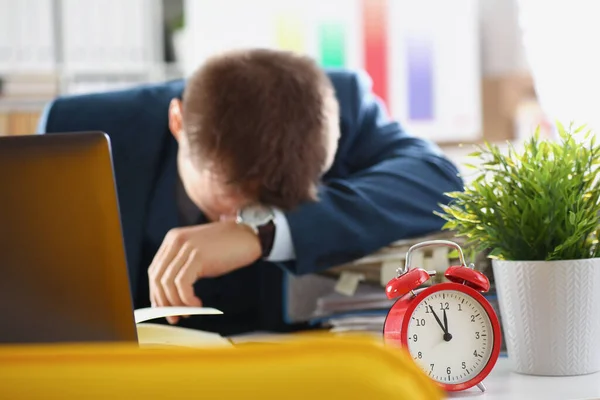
[437,122,600,261]
[170,13,184,32]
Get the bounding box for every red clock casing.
[382,240,502,393]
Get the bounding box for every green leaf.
[435,121,600,261]
[447,249,460,258]
[463,163,479,170]
[488,248,504,259]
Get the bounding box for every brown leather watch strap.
[258,220,276,258]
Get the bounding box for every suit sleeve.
[281,72,464,275]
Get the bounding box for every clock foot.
[477,382,486,392]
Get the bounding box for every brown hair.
[181,48,339,210]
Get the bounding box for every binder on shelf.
[60,0,160,73]
[0,0,56,74]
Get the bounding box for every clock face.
[406,289,494,385]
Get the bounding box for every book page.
[136,323,232,348]
[134,306,223,324]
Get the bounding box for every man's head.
[168,49,340,221]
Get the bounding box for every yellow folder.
[0,334,443,399]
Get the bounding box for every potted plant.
[436,123,600,376]
[170,13,186,69]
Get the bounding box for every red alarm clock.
[383,240,501,393]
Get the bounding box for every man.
[38,49,463,336]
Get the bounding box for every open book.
[133,306,233,348]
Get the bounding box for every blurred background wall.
[0,0,547,152]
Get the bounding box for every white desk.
[452,357,600,400]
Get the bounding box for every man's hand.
[148,221,261,324]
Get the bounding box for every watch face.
[407,289,495,385]
[239,204,274,226]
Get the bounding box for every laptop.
[0,132,138,344]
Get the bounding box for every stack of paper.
[320,231,494,291]
[327,315,387,334]
[308,283,392,335]
[321,231,473,287]
[305,232,496,337]
[313,287,393,317]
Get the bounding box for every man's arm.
[280,71,464,275]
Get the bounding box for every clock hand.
[428,305,447,334]
[442,308,452,342]
[443,308,448,332]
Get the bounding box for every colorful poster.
[361,0,388,106]
[318,21,346,67]
[406,34,434,120]
[276,13,305,53]
[183,0,481,142]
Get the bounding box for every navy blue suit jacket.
[38,69,463,334]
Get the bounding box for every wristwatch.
[236,204,276,258]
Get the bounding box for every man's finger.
[150,230,184,275]
[175,252,203,307]
[149,248,170,308]
[148,230,185,307]
[149,257,170,309]
[161,245,192,308]
[148,242,166,275]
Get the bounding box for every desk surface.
[452,357,600,400]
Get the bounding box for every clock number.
[425,307,431,314]
[439,302,449,311]
[470,314,476,322]
[462,362,466,369]
[475,332,480,339]
[415,318,426,326]
[429,364,434,373]
[417,352,422,359]
[446,367,451,375]
[473,350,481,358]
[413,334,418,342]
[458,304,463,311]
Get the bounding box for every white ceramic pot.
[492,258,600,376]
